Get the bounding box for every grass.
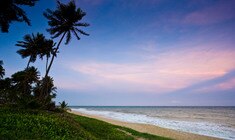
[0,107,172,140]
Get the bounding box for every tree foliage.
[44,0,89,44]
[0,0,38,32]
[1,0,89,110]
[0,60,5,79]
[0,78,13,104]
[0,67,57,110]
[34,76,57,110]
[59,100,71,111]
[16,33,55,68]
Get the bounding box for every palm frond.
[16,33,55,66]
[14,0,38,6]
[44,0,89,44]
[72,30,80,40]
[75,23,90,27]
[50,29,64,39]
[13,5,31,25]
[75,28,89,36]
[65,31,71,44]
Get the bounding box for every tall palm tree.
[16,33,55,69]
[0,60,5,79]
[0,0,38,32]
[38,39,56,72]
[43,0,89,77]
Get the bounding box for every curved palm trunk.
[45,32,66,77]
[46,56,48,72]
[26,56,31,69]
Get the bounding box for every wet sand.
[70,110,221,140]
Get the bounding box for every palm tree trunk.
[46,56,48,72]
[45,32,66,77]
[26,56,31,69]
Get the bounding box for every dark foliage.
[59,100,71,111]
[0,78,13,105]
[0,0,38,32]
[1,1,90,111]
[16,33,55,68]
[43,0,89,44]
[0,60,5,79]
[11,67,40,108]
[33,76,57,110]
[0,67,56,110]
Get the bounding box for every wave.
[72,108,235,140]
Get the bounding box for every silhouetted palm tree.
[16,33,44,68]
[59,100,71,111]
[43,0,89,77]
[38,39,56,72]
[0,60,5,79]
[0,0,38,32]
[16,33,55,69]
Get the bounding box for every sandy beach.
[70,110,221,140]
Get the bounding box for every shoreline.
[70,110,221,140]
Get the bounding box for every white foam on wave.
[72,108,235,140]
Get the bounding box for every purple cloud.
[183,0,235,25]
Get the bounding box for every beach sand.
[70,110,221,140]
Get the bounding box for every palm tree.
[16,33,44,68]
[59,100,71,111]
[0,60,5,79]
[43,0,89,77]
[16,33,55,69]
[38,39,56,72]
[0,0,38,32]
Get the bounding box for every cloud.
[53,73,89,91]
[170,69,235,95]
[196,77,235,93]
[55,79,89,91]
[183,1,235,25]
[66,43,235,94]
[216,78,235,90]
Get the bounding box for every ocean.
[71,106,235,140]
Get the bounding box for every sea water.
[71,106,235,139]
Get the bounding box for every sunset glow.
[1,0,235,105]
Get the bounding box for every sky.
[0,0,235,106]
